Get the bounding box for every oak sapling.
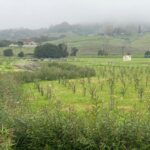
[40,86,44,96]
[138,86,144,102]
[120,76,127,98]
[71,81,76,94]
[46,85,53,100]
[108,77,115,110]
[89,85,97,100]
[80,79,86,96]
[34,80,40,92]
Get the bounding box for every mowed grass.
[67,57,150,67]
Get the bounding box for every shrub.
[70,47,79,56]
[3,49,13,57]
[144,51,150,58]
[13,107,150,150]
[98,49,108,56]
[18,51,24,57]
[16,62,96,82]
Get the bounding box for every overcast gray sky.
[0,0,150,29]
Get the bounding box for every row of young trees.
[2,47,150,58]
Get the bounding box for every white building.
[123,55,132,61]
[23,41,37,48]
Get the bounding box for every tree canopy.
[34,43,68,58]
[144,51,150,58]
[3,49,13,57]
[98,49,108,56]
[18,51,24,57]
[70,47,79,56]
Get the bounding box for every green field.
[20,58,150,112]
[1,57,150,149]
[1,57,149,113]
[46,33,150,56]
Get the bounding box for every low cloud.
[0,0,149,29]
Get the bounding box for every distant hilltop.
[0,22,150,41]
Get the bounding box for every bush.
[34,43,68,58]
[13,107,150,150]
[144,51,150,58]
[98,50,108,56]
[70,47,79,56]
[3,49,13,57]
[18,51,24,57]
[16,62,96,82]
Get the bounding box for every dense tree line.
[0,40,12,47]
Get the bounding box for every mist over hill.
[1,22,150,41]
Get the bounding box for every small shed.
[123,55,131,61]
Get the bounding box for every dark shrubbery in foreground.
[16,62,96,82]
[12,106,150,150]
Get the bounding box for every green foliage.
[0,126,13,150]
[3,49,14,57]
[17,51,24,57]
[70,47,79,56]
[12,107,150,150]
[0,73,23,108]
[0,40,12,47]
[17,41,23,47]
[16,62,96,82]
[144,50,150,58]
[34,43,68,58]
[98,49,108,56]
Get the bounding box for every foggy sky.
[0,0,150,29]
